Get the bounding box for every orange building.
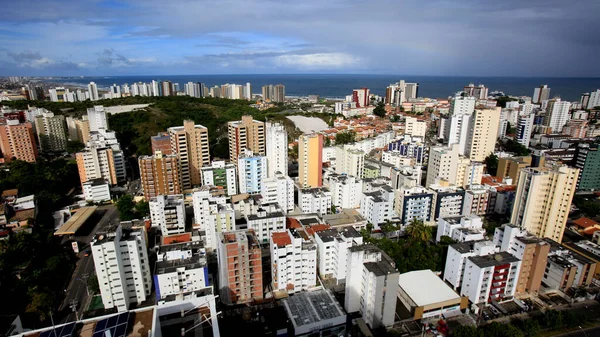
[217,229,263,305]
[151,132,172,155]
[168,120,210,189]
[76,147,118,186]
[0,120,38,163]
[298,133,323,188]
[138,150,182,200]
[228,115,265,163]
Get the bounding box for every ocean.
[44,74,600,102]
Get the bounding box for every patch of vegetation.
[335,130,357,145]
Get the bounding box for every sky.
[1,0,600,77]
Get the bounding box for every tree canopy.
[485,153,499,176]
[373,101,386,118]
[335,130,357,145]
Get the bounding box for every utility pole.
[69,300,79,321]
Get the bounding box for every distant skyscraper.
[587,89,600,109]
[228,115,265,163]
[88,82,99,101]
[273,84,285,103]
[533,85,551,104]
[298,133,323,188]
[265,122,288,177]
[463,83,488,99]
[244,82,252,100]
[516,113,535,147]
[262,85,273,101]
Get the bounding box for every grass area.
[87,295,103,311]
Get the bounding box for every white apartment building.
[404,116,427,137]
[460,252,521,305]
[88,82,99,101]
[238,150,267,194]
[436,215,485,243]
[335,145,365,178]
[192,189,235,249]
[149,194,186,236]
[91,223,151,312]
[327,174,363,209]
[314,226,363,283]
[155,241,209,300]
[260,172,294,213]
[587,89,600,109]
[87,106,108,132]
[516,113,535,147]
[545,98,571,132]
[443,240,498,290]
[266,122,288,177]
[201,161,238,196]
[381,150,415,168]
[345,245,399,329]
[426,145,459,187]
[299,187,332,215]
[270,229,317,293]
[360,182,395,228]
[245,203,286,244]
[444,96,475,150]
[83,178,111,203]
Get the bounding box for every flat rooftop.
[398,270,461,307]
[468,252,519,268]
[54,206,98,236]
[282,289,345,329]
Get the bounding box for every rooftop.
[572,217,599,229]
[468,252,519,268]
[282,289,345,329]
[54,206,98,236]
[397,270,461,307]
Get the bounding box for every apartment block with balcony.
[154,241,209,301]
[314,226,363,283]
[270,228,317,294]
[139,150,182,200]
[436,215,485,243]
[460,252,521,305]
[149,194,186,236]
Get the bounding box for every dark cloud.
[97,48,132,67]
[7,50,43,61]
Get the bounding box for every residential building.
[562,119,588,138]
[436,215,485,243]
[168,120,210,189]
[462,185,490,215]
[573,142,600,190]
[516,113,535,147]
[149,194,186,235]
[261,172,294,213]
[299,187,332,216]
[75,118,90,144]
[533,85,551,104]
[385,80,418,105]
[314,226,363,283]
[327,174,363,209]
[542,239,596,292]
[443,96,475,148]
[216,230,263,305]
[298,133,324,188]
[76,146,120,186]
[82,178,111,203]
[493,224,550,295]
[587,89,600,109]
[151,133,172,155]
[245,203,286,244]
[91,223,151,312]
[404,116,427,138]
[395,186,433,225]
[545,98,571,133]
[460,252,521,305]
[426,145,459,187]
[201,161,238,196]
[87,106,108,132]
[443,240,498,290]
[511,166,579,242]
[154,241,208,300]
[464,83,488,99]
[237,150,267,194]
[228,115,265,163]
[360,182,395,228]
[466,107,501,162]
[352,88,370,108]
[34,112,67,152]
[345,245,399,329]
[429,184,465,221]
[265,122,288,177]
[192,189,235,249]
[270,228,317,293]
[88,82,99,101]
[139,151,182,200]
[455,158,484,188]
[497,156,532,184]
[0,120,37,163]
[335,145,365,178]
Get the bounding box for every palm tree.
[405,218,432,242]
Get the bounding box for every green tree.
[485,153,499,176]
[88,275,100,294]
[331,204,337,214]
[324,136,331,147]
[335,131,356,145]
[452,325,481,337]
[405,218,432,242]
[541,310,563,330]
[66,141,85,153]
[373,101,386,118]
[135,200,150,218]
[481,322,524,337]
[117,195,135,221]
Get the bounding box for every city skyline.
[1,0,600,77]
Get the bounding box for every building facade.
[139,151,182,200]
[168,120,210,189]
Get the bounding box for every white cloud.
[275,53,359,68]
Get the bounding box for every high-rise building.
[201,161,238,196]
[352,88,370,108]
[270,228,317,293]
[262,85,273,101]
[0,120,38,163]
[466,107,501,162]
[444,96,476,153]
[298,133,323,188]
[385,80,418,105]
[533,85,551,104]
[314,226,363,283]
[460,252,521,305]
[34,112,67,152]
[228,115,265,163]
[184,82,205,98]
[573,142,600,190]
[298,187,332,216]
[48,87,66,102]
[587,89,600,109]
[149,194,186,235]
[426,145,459,187]
[154,241,209,300]
[109,84,121,99]
[516,113,535,147]
[238,150,267,194]
[88,82,99,101]
[76,147,119,186]
[511,165,579,242]
[138,150,182,200]
[273,84,285,103]
[91,223,151,312]
[243,82,252,100]
[545,98,572,133]
[75,118,91,144]
[261,172,295,213]
[335,145,365,178]
[192,189,236,249]
[463,83,488,99]
[328,174,363,209]
[497,156,532,184]
[87,106,108,132]
[216,230,263,305]
[265,122,288,177]
[168,120,210,189]
[345,245,399,329]
[150,133,172,155]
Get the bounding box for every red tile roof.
[162,233,192,245]
[573,217,599,229]
[271,231,291,247]
[287,218,302,229]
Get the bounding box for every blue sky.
[1,0,599,76]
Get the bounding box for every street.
[552,326,600,337]
[59,205,120,323]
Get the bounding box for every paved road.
[552,326,600,337]
[59,205,119,323]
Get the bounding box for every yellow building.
[497,156,532,184]
[466,107,500,162]
[511,165,579,243]
[298,133,323,188]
